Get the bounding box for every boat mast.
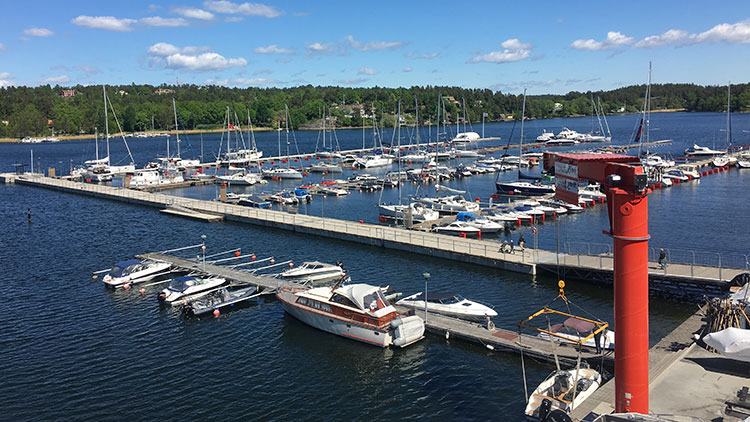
[322,106,326,153]
[397,100,402,206]
[599,97,612,139]
[94,127,99,161]
[519,89,526,178]
[103,85,110,166]
[285,104,290,167]
[172,98,180,158]
[727,82,731,150]
[415,98,420,150]
[226,106,231,158]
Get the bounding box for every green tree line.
[1,82,747,138]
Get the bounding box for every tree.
[10,104,46,137]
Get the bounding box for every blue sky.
[1,1,750,94]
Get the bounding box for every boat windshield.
[363,290,389,312]
[108,260,142,278]
[439,294,465,305]
[168,277,194,292]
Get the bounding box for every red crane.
[543,152,650,414]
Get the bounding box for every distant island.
[0,82,744,140]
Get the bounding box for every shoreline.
[0,108,692,144]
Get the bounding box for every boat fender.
[213,309,220,318]
[139,288,145,295]
[391,318,403,329]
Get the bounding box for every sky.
[1,1,750,95]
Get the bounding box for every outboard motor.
[545,409,572,422]
[537,398,552,421]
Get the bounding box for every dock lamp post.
[422,272,431,322]
[201,235,207,272]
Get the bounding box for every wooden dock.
[5,174,745,301]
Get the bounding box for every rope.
[546,315,561,371]
[519,326,529,403]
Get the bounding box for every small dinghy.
[182,285,259,317]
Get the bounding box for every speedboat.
[418,195,480,214]
[433,221,482,237]
[378,202,440,222]
[525,368,602,420]
[641,154,674,168]
[536,317,615,351]
[237,194,271,208]
[158,276,228,305]
[396,292,497,322]
[182,286,258,317]
[354,155,393,168]
[495,180,556,196]
[294,188,312,203]
[281,261,345,284]
[578,183,606,201]
[262,167,304,179]
[663,169,689,182]
[276,280,425,348]
[102,259,171,288]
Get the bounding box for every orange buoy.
[235,251,241,257]
[213,309,220,318]
[359,220,364,224]
[123,283,131,290]
[459,232,466,238]
[251,255,256,261]
[139,288,145,295]
[270,258,275,264]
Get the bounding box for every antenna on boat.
[330,273,350,291]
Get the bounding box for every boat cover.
[564,317,596,333]
[110,259,142,277]
[703,327,750,362]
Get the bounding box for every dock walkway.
[5,174,745,300]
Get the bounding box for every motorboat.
[281,261,345,284]
[539,198,583,213]
[262,167,304,179]
[216,171,265,186]
[309,162,343,173]
[545,138,578,147]
[396,292,497,322]
[483,208,528,226]
[354,155,393,168]
[578,183,606,201]
[454,212,505,232]
[158,276,228,305]
[418,195,480,214]
[496,180,556,196]
[276,280,425,348]
[129,168,185,188]
[294,188,312,203]
[451,131,480,145]
[684,144,724,158]
[712,154,736,167]
[524,368,602,420]
[433,221,482,237]
[536,130,555,142]
[454,149,482,158]
[219,148,263,166]
[536,317,615,351]
[378,202,440,222]
[517,200,564,217]
[237,194,271,208]
[555,127,581,140]
[182,286,259,317]
[514,206,545,220]
[319,186,350,197]
[662,169,689,182]
[675,164,701,179]
[641,154,675,168]
[102,259,171,288]
[267,191,300,205]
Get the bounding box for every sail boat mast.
[727,82,731,149]
[519,89,526,178]
[103,85,110,166]
[172,98,180,158]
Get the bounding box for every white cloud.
[140,16,188,27]
[634,29,692,48]
[403,66,412,72]
[173,7,215,20]
[206,77,279,86]
[696,21,750,44]
[417,52,439,59]
[147,42,246,71]
[204,1,284,18]
[0,43,5,51]
[0,72,13,87]
[469,38,532,64]
[570,31,634,51]
[346,35,405,51]
[358,66,378,75]
[338,78,368,85]
[71,16,136,31]
[305,41,338,56]
[41,75,70,84]
[252,69,272,75]
[75,65,99,74]
[0,72,11,79]
[254,44,292,54]
[225,16,244,22]
[24,27,54,37]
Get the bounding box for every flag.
[633,118,643,143]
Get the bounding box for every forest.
[0,82,747,138]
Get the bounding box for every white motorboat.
[662,169,689,182]
[536,130,555,142]
[536,317,615,351]
[578,183,606,201]
[220,148,263,166]
[267,191,299,205]
[453,149,482,158]
[452,131,480,145]
[712,154,736,167]
[454,212,505,232]
[684,144,724,158]
[545,138,578,147]
[129,168,185,188]
[555,127,582,140]
[309,162,343,173]
[216,171,265,186]
[262,167,303,179]
[281,261,345,284]
[675,164,701,179]
[396,292,497,322]
[525,368,602,420]
[483,208,528,225]
[539,198,583,213]
[102,259,171,288]
[276,280,425,348]
[354,155,393,168]
[433,221,482,236]
[418,195,480,214]
[641,154,675,168]
[158,276,228,305]
[496,180,556,196]
[400,152,432,163]
[319,186,350,196]
[378,202,440,222]
[737,158,750,169]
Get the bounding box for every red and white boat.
[276,277,425,348]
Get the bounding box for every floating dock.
[4,173,745,301]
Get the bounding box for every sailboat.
[577,95,611,143]
[712,83,738,168]
[378,101,440,223]
[495,90,555,196]
[215,108,265,186]
[217,108,262,167]
[400,99,432,164]
[310,107,343,173]
[82,86,135,182]
[262,105,303,179]
[161,98,200,170]
[354,111,393,168]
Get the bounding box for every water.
[0,112,746,420]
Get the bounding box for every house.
[553,102,563,112]
[155,88,175,95]
[61,89,76,97]
[118,90,128,96]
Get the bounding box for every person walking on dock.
[658,248,668,270]
[518,233,526,251]
[509,239,515,254]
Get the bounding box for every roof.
[553,153,639,163]
[335,283,381,311]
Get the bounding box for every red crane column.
[608,186,650,413]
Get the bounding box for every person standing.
[658,248,668,269]
[509,239,515,254]
[519,233,526,251]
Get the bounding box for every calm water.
[0,112,747,420]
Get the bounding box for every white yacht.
[418,195,480,214]
[641,154,675,168]
[262,167,304,179]
[684,144,724,158]
[102,259,171,288]
[354,155,393,168]
[433,221,482,236]
[525,368,602,420]
[281,261,345,284]
[555,127,582,140]
[451,131,480,145]
[397,292,497,322]
[578,183,606,201]
[536,130,555,142]
[129,168,185,188]
[216,171,265,186]
[378,202,440,222]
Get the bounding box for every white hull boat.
[158,276,228,305]
[102,259,171,288]
[262,167,304,179]
[525,368,602,420]
[433,221,482,236]
[397,292,497,322]
[281,261,345,284]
